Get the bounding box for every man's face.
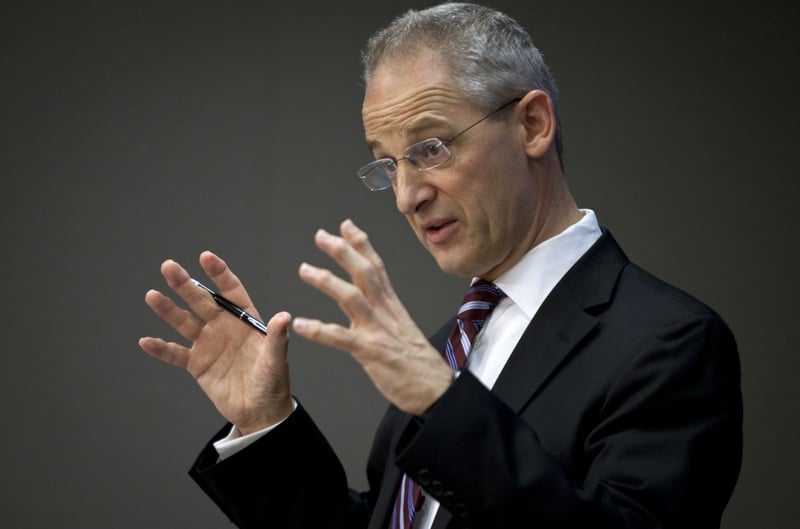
[362,52,542,280]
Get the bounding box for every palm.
[191,316,288,429]
[140,251,293,434]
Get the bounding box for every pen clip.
[191,278,215,296]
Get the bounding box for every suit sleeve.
[393,312,742,529]
[189,403,372,529]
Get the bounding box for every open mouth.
[424,219,457,243]
[424,218,454,232]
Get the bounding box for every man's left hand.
[292,219,453,415]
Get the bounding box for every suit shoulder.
[612,261,733,334]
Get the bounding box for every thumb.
[265,311,292,352]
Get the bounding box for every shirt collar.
[490,209,602,319]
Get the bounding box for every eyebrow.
[365,114,452,154]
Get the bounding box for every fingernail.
[292,318,308,332]
[299,262,317,277]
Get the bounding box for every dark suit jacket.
[189,231,742,529]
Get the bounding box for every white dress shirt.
[214,210,602,529]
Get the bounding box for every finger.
[138,336,191,370]
[340,219,387,272]
[314,228,389,301]
[292,316,355,352]
[160,259,221,322]
[340,219,399,298]
[144,289,204,341]
[198,250,260,317]
[298,262,371,321]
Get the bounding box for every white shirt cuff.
[213,399,298,461]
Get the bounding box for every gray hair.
[362,2,564,167]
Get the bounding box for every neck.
[528,160,582,250]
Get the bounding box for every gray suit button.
[454,502,469,518]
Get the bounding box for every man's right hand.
[139,250,294,435]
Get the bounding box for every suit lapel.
[492,231,628,413]
[492,286,599,412]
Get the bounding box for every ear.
[518,89,556,160]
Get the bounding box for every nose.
[394,163,435,215]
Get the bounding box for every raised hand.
[139,251,294,434]
[292,219,453,415]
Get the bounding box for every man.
[139,3,742,528]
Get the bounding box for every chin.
[432,254,478,279]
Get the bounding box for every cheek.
[478,167,536,242]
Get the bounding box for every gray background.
[1,1,797,527]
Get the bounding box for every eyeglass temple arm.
[445,97,522,144]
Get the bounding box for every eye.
[426,142,442,156]
[414,140,447,165]
[420,141,444,160]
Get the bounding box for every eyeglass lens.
[358,139,452,191]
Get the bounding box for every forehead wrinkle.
[363,87,463,150]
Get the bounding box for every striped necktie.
[389,280,505,529]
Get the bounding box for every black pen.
[191,278,268,335]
